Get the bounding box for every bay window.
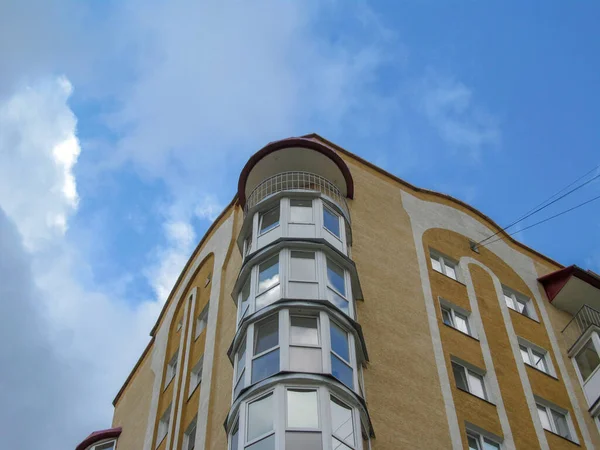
[326,259,349,314]
[330,322,353,389]
[228,384,369,450]
[323,205,341,239]
[252,316,280,383]
[574,338,600,382]
[289,315,322,372]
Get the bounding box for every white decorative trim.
[142,213,235,450]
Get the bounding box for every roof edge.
[75,427,122,450]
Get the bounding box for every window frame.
[451,360,488,401]
[518,338,553,376]
[251,315,281,384]
[323,203,342,239]
[573,335,600,383]
[189,357,204,398]
[535,399,576,441]
[156,404,172,448]
[91,441,117,450]
[183,418,197,450]
[429,250,459,281]
[289,198,314,224]
[502,286,537,320]
[439,298,472,337]
[258,204,281,235]
[195,304,209,340]
[164,350,179,390]
[466,430,501,450]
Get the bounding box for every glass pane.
[290,251,316,281]
[287,390,319,428]
[323,207,340,237]
[290,316,319,346]
[330,322,349,361]
[328,289,349,314]
[234,371,245,398]
[287,432,322,450]
[246,434,275,450]
[96,443,116,450]
[454,313,469,334]
[331,354,354,389]
[330,397,354,447]
[237,340,246,378]
[452,362,468,391]
[230,421,239,450]
[504,294,514,310]
[431,256,442,273]
[290,199,313,223]
[482,438,500,450]
[467,435,480,450]
[551,410,571,439]
[575,339,600,380]
[255,285,281,310]
[255,318,278,354]
[331,437,352,450]
[290,347,322,372]
[516,298,528,315]
[445,263,457,280]
[327,259,346,295]
[520,346,531,365]
[258,257,279,293]
[259,207,280,234]
[241,278,251,304]
[467,371,486,399]
[441,307,453,326]
[252,349,280,383]
[247,394,273,441]
[186,424,197,450]
[532,350,548,373]
[537,405,551,430]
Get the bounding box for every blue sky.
[0,1,599,448]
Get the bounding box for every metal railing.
[244,171,350,219]
[562,304,600,350]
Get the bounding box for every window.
[156,404,171,446]
[286,389,322,449]
[575,338,600,382]
[289,316,322,372]
[537,402,572,440]
[467,431,501,450]
[246,393,275,449]
[452,361,486,400]
[259,206,280,234]
[239,278,251,322]
[244,234,252,256]
[327,258,349,314]
[519,341,550,374]
[176,319,183,333]
[330,322,353,389]
[290,199,313,223]
[195,304,209,339]
[234,338,246,399]
[331,396,356,449]
[256,256,280,310]
[252,317,280,383]
[189,357,203,396]
[184,420,197,450]
[503,287,533,318]
[323,205,341,238]
[440,301,471,335]
[430,251,458,280]
[230,420,239,450]
[93,442,116,450]
[165,351,178,388]
[290,251,316,281]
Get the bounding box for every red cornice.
[75,427,121,450]
[538,265,600,302]
[237,137,355,207]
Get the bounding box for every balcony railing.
[562,305,600,350]
[244,171,350,220]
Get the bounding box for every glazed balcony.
[563,305,600,351]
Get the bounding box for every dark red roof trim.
[237,137,354,207]
[75,427,122,450]
[538,265,600,302]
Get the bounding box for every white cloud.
[417,73,500,159]
[0,76,81,248]
[195,195,224,222]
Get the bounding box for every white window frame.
[439,298,472,337]
[165,350,179,389]
[183,418,197,450]
[91,440,117,450]
[451,359,488,401]
[189,357,204,397]
[250,314,281,385]
[232,309,361,400]
[429,250,459,281]
[228,384,368,450]
[156,404,172,447]
[573,333,600,384]
[518,337,554,376]
[323,203,342,240]
[195,304,209,339]
[535,397,577,442]
[466,428,502,450]
[502,286,537,320]
[289,197,315,224]
[258,204,281,235]
[235,248,357,326]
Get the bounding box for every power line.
[475,165,600,247]
[480,192,600,248]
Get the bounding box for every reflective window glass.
[290,199,313,223]
[259,207,280,234]
[287,389,319,429]
[290,251,316,281]
[254,318,278,355]
[258,257,279,293]
[575,339,600,381]
[247,394,273,441]
[323,206,340,238]
[290,316,319,346]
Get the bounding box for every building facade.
[78,134,600,450]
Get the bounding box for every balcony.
[244,171,350,221]
[562,305,600,351]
